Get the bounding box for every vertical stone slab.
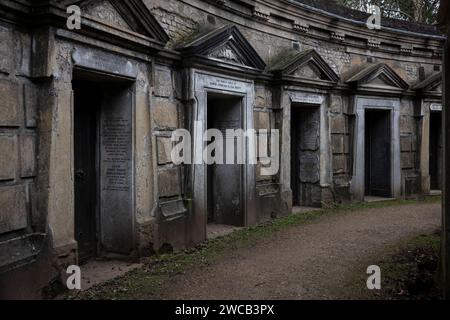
[134,89,153,224]
[0,80,21,127]
[47,87,75,250]
[157,137,173,165]
[0,25,13,74]
[24,83,37,128]
[20,134,36,178]
[158,168,180,198]
[0,185,28,234]
[100,87,134,254]
[153,67,172,98]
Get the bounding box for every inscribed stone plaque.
[207,78,245,92]
[100,88,133,254]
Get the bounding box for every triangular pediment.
[81,0,133,31]
[59,0,169,44]
[270,49,339,83]
[346,63,409,89]
[412,72,442,93]
[177,25,266,71]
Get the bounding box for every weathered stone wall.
[0,22,37,247]
[0,0,445,297]
[0,20,51,299]
[254,83,284,221]
[152,65,183,201]
[145,0,441,204]
[329,95,352,203]
[151,64,190,250]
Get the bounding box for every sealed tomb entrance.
[364,109,392,198]
[429,111,443,191]
[207,93,244,227]
[73,73,134,262]
[291,104,321,207]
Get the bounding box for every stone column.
[442,20,450,299]
[419,104,431,195]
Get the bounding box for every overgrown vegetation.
[373,232,442,299]
[63,196,441,300]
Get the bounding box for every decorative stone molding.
[270,49,340,83]
[367,37,381,49]
[252,8,270,21]
[293,22,309,33]
[401,44,413,55]
[331,31,345,42]
[208,43,246,66]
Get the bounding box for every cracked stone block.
[254,111,270,130]
[20,134,36,178]
[0,185,28,234]
[24,83,37,128]
[254,86,271,108]
[0,135,17,181]
[330,95,342,113]
[333,154,347,174]
[332,134,344,154]
[400,115,414,133]
[152,98,178,129]
[330,114,346,134]
[157,137,173,165]
[158,168,180,198]
[301,126,319,151]
[401,152,415,169]
[344,135,351,154]
[401,135,412,152]
[154,68,172,98]
[0,25,13,74]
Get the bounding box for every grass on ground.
[63,196,441,300]
[371,232,442,300]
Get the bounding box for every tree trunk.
[413,0,425,22]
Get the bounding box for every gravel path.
[158,202,441,300]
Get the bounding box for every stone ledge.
[0,233,46,274]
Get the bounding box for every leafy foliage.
[338,0,440,24]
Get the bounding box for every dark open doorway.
[207,93,244,227]
[73,72,134,263]
[430,112,443,191]
[291,105,321,207]
[365,109,392,198]
[73,81,99,262]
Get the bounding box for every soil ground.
[68,198,441,300]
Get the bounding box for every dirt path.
[157,202,441,300]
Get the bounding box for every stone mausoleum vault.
[0,0,445,298]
